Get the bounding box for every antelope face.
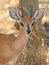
[8,7,46,35]
[20,17,33,34]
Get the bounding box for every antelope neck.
[18,30,29,42]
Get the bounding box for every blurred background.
[0,0,19,34]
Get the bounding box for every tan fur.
[0,17,33,65]
[0,28,28,65]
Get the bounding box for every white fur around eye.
[32,21,35,26]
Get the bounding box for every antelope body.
[0,7,46,65]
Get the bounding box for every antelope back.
[0,34,16,64]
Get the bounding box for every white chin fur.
[25,31,31,36]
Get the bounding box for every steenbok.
[0,7,46,65]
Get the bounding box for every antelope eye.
[20,22,24,27]
[32,22,35,26]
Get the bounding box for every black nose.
[26,30,31,34]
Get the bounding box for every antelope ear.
[8,7,21,20]
[32,8,46,20]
